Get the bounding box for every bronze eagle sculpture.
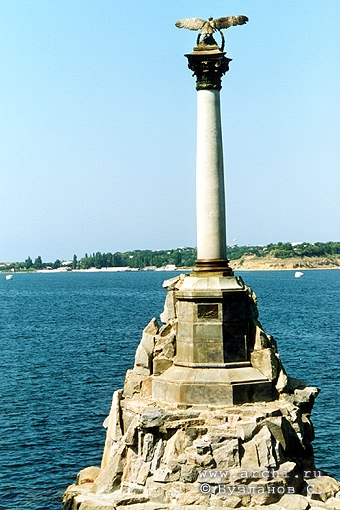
[175,16,248,51]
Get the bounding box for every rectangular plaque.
[197,304,219,320]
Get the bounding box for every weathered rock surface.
[62,391,339,509]
[62,275,339,510]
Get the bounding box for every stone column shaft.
[196,89,227,261]
[185,45,232,274]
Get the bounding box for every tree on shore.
[33,256,43,269]
[25,256,33,269]
[1,242,340,273]
[53,259,62,269]
[72,254,78,270]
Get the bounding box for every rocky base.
[62,276,340,510]
[62,392,340,510]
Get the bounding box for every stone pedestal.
[152,275,275,405]
[152,365,274,405]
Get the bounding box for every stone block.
[154,333,176,358]
[121,482,144,494]
[101,391,123,468]
[307,476,340,502]
[141,376,153,397]
[176,320,194,342]
[177,300,195,322]
[160,290,177,323]
[148,484,171,504]
[236,420,258,441]
[121,407,136,434]
[162,339,176,359]
[241,426,276,469]
[324,497,340,509]
[163,275,182,290]
[284,386,320,413]
[151,439,165,473]
[177,492,207,505]
[143,317,159,336]
[167,459,181,473]
[153,357,173,376]
[176,341,194,364]
[195,452,215,468]
[153,467,180,482]
[210,493,243,508]
[78,497,117,510]
[134,345,151,371]
[121,447,138,483]
[265,416,286,449]
[254,326,271,350]
[136,461,151,485]
[140,408,165,429]
[232,381,275,405]
[162,429,181,464]
[278,493,310,510]
[142,432,155,462]
[178,454,187,464]
[123,370,145,398]
[193,439,211,455]
[77,466,101,485]
[111,493,149,506]
[93,444,126,494]
[180,465,198,483]
[129,456,150,485]
[278,461,303,492]
[276,369,289,393]
[193,338,224,364]
[124,417,138,446]
[159,322,173,337]
[193,323,222,343]
[255,426,276,468]
[251,348,279,381]
[212,438,239,469]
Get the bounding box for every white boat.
[5,274,13,280]
[294,271,304,278]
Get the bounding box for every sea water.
[0,270,339,509]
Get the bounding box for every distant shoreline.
[3,264,340,276]
[230,255,340,271]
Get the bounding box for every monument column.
[186,43,232,274]
[152,21,275,405]
[196,89,226,262]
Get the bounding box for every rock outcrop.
[62,275,340,510]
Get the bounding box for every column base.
[193,258,233,276]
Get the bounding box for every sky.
[0,0,338,262]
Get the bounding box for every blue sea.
[0,269,339,509]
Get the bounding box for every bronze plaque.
[197,304,219,319]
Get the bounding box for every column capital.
[185,39,232,91]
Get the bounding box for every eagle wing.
[175,18,207,31]
[214,15,249,30]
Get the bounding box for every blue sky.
[0,0,338,261]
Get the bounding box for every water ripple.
[0,270,339,508]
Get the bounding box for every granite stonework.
[153,275,276,406]
[62,275,340,510]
